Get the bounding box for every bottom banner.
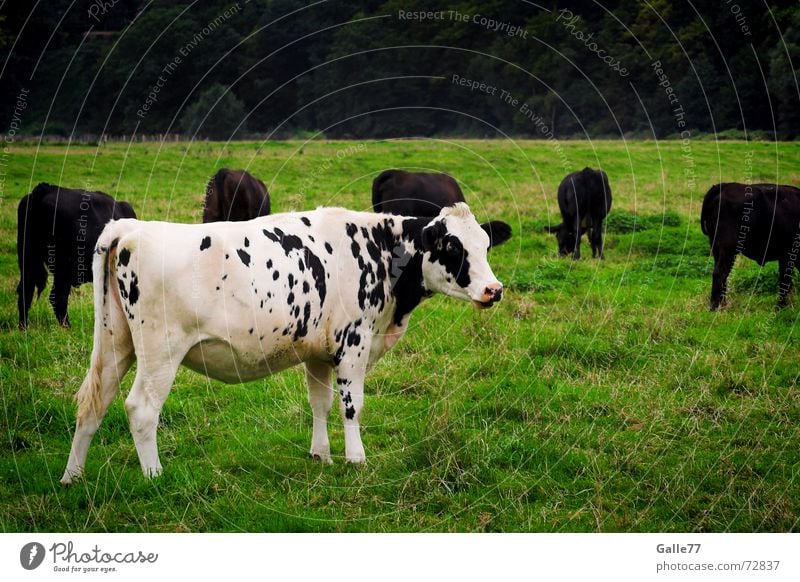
[1,533,797,581]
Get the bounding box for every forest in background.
[1,0,798,140]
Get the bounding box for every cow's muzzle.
[473,282,503,309]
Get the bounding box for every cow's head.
[545,223,575,257]
[419,203,504,309]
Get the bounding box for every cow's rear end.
[61,219,137,484]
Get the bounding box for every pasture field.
[1,139,799,532]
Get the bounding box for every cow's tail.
[371,170,396,211]
[700,184,722,236]
[16,192,48,300]
[75,220,129,424]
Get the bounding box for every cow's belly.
[181,337,306,384]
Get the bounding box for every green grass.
[1,139,799,532]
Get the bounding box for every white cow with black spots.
[61,203,509,483]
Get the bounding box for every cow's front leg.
[335,357,368,464]
[572,215,582,260]
[710,248,736,310]
[305,360,334,464]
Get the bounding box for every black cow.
[701,182,800,310]
[203,168,270,223]
[371,169,512,246]
[547,167,612,259]
[17,183,136,329]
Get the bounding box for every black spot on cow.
[117,278,128,300]
[325,242,333,254]
[298,258,305,272]
[249,327,254,335]
[287,292,295,305]
[301,217,311,227]
[200,236,211,251]
[222,274,228,281]
[128,272,140,305]
[237,248,251,267]
[293,302,312,340]
[118,248,131,266]
[288,273,295,289]
[225,253,229,260]
[303,281,310,294]
[266,259,273,269]
[263,227,327,306]
[244,237,250,248]
[345,405,355,420]
[273,271,279,280]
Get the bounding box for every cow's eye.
[445,241,459,256]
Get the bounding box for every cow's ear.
[544,223,563,235]
[421,220,447,251]
[481,221,512,248]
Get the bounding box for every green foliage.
[2,1,798,138]
[1,140,800,532]
[180,84,247,140]
[606,209,641,233]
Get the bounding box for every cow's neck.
[388,216,433,326]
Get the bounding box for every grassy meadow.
[1,138,799,532]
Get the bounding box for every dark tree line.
[1,0,798,139]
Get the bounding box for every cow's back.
[372,170,465,217]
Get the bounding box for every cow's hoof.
[345,453,366,464]
[60,469,82,485]
[142,465,163,479]
[310,451,333,465]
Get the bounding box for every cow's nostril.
[484,285,503,302]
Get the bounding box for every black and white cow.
[61,203,503,483]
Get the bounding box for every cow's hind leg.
[61,337,134,484]
[710,248,735,310]
[305,360,334,464]
[125,362,180,479]
[49,266,72,327]
[591,219,605,259]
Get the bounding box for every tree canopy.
[1,0,798,139]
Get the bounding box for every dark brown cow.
[701,182,800,309]
[202,168,270,223]
[371,170,512,246]
[17,183,136,329]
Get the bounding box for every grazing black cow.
[203,168,270,223]
[701,182,800,310]
[17,183,136,329]
[547,167,612,259]
[371,169,512,246]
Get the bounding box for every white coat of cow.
[61,203,507,483]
